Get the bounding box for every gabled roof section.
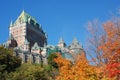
[14,10,37,25]
[31,42,41,50]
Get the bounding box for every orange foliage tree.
[54,53,105,80]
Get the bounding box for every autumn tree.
[86,16,120,79]
[54,52,107,80]
[99,20,120,79]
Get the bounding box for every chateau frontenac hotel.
[2,10,85,64]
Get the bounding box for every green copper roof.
[14,10,37,25]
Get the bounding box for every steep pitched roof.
[31,42,40,50]
[14,10,37,25]
[68,37,82,49]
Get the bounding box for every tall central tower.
[9,10,47,49]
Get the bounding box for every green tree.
[47,53,58,69]
[7,63,53,80]
[0,46,21,79]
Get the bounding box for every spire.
[58,37,64,44]
[10,20,13,27]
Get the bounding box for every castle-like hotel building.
[2,11,84,64]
